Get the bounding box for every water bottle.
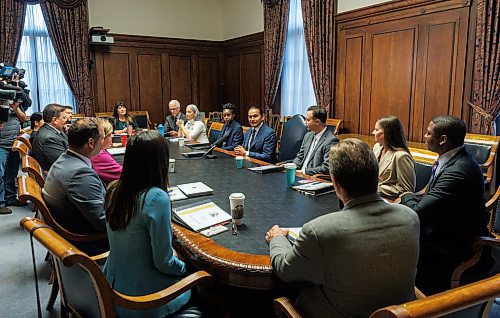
[157,124,165,136]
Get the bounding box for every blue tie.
[248,129,257,150]
[429,161,439,185]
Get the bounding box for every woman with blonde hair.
[372,116,416,199]
[91,119,122,184]
[177,104,209,143]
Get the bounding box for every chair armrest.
[450,236,500,288]
[415,287,426,299]
[113,270,213,310]
[90,251,109,264]
[273,297,302,318]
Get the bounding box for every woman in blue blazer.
[103,130,191,317]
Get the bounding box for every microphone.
[198,133,230,159]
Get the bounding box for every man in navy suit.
[234,106,277,163]
[220,103,243,151]
[399,115,490,294]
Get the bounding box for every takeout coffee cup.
[178,138,185,147]
[235,156,244,169]
[168,159,175,173]
[284,163,297,187]
[229,193,245,225]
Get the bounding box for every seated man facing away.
[266,138,420,318]
[219,103,243,151]
[399,115,491,295]
[32,103,70,171]
[43,117,108,254]
[292,106,338,175]
[234,106,277,163]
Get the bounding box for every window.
[280,0,316,117]
[16,4,75,115]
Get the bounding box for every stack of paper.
[173,201,231,232]
[247,165,284,174]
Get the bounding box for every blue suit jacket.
[220,120,243,151]
[243,122,277,163]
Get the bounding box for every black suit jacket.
[401,147,489,293]
[32,124,68,171]
[220,120,243,151]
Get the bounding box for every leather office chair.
[21,128,32,135]
[129,110,152,129]
[326,118,343,135]
[208,122,224,143]
[242,126,250,134]
[17,175,108,310]
[277,115,307,162]
[208,111,222,122]
[21,217,213,318]
[16,132,32,149]
[21,155,46,188]
[70,113,85,123]
[268,114,282,138]
[414,160,433,194]
[12,139,30,157]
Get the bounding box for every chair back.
[70,113,85,123]
[20,217,115,317]
[278,115,307,162]
[17,175,106,243]
[414,160,433,193]
[464,143,492,166]
[21,155,46,187]
[129,111,151,129]
[208,122,224,144]
[12,139,30,157]
[268,114,281,137]
[16,132,32,149]
[326,118,343,135]
[95,112,113,119]
[208,111,222,122]
[369,274,500,318]
[242,126,250,134]
[21,128,32,135]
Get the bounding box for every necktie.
[248,129,257,150]
[301,137,318,173]
[429,161,439,185]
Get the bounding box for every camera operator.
[0,65,29,214]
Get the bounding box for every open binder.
[172,200,231,232]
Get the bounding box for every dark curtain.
[470,0,499,135]
[301,0,335,112]
[263,0,290,116]
[0,0,27,65]
[40,0,92,115]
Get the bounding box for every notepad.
[177,182,213,197]
[247,165,284,174]
[173,201,231,232]
[286,227,302,244]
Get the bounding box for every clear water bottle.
[157,124,164,136]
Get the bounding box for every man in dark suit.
[234,106,277,163]
[164,99,186,137]
[32,104,69,171]
[400,115,490,295]
[292,106,338,175]
[219,103,243,151]
[266,139,420,318]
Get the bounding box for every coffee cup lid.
[229,193,245,199]
[284,163,297,169]
[235,156,244,160]
[169,159,175,162]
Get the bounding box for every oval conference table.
[114,138,340,290]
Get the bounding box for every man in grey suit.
[292,106,338,175]
[164,99,186,137]
[43,117,106,237]
[266,139,420,318]
[32,104,69,171]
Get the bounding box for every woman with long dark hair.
[372,116,415,199]
[110,100,138,134]
[103,130,191,317]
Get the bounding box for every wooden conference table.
[116,140,339,290]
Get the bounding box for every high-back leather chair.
[414,160,433,193]
[208,122,224,144]
[326,118,343,135]
[129,110,152,129]
[208,111,222,122]
[95,112,113,120]
[278,115,307,162]
[21,155,46,188]
[20,217,213,318]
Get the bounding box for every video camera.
[0,63,32,121]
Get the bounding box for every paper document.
[107,147,126,155]
[173,201,231,232]
[286,227,302,243]
[168,187,188,202]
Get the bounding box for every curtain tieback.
[467,101,495,122]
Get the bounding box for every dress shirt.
[67,149,91,167]
[46,123,63,135]
[301,127,327,173]
[434,146,463,177]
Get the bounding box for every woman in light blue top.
[103,130,190,317]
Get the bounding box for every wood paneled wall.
[335,0,476,142]
[91,33,264,125]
